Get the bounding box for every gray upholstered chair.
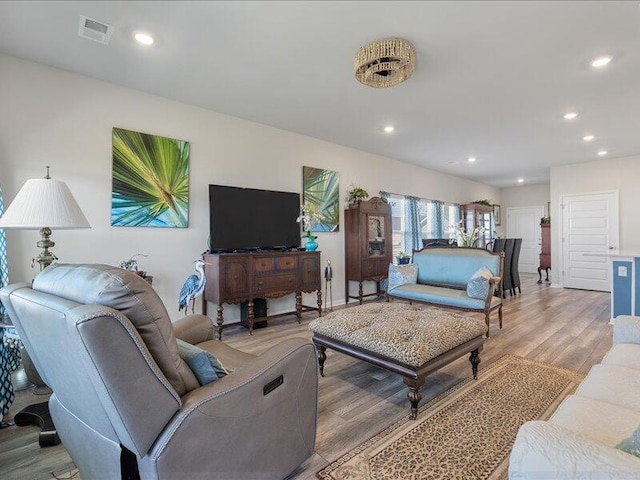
[0,264,318,480]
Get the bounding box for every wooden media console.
[202,251,322,339]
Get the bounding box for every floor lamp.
[0,166,90,446]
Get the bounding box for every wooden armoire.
[344,197,392,304]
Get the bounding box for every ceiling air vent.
[78,15,114,45]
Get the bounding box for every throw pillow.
[617,426,640,458]
[467,266,494,299]
[176,339,228,386]
[387,263,418,292]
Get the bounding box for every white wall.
[550,155,640,286]
[0,54,499,322]
[498,183,550,235]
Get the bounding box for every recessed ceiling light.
[447,161,458,165]
[591,56,612,68]
[583,135,595,141]
[598,150,608,156]
[564,112,578,120]
[517,178,524,183]
[383,125,395,133]
[134,32,154,46]
[467,157,476,163]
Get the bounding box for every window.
[389,194,405,257]
[388,193,461,255]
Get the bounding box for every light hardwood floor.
[0,274,612,479]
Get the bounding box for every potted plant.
[297,202,328,251]
[346,184,369,205]
[541,215,551,224]
[396,252,411,265]
[119,253,149,277]
[456,221,486,247]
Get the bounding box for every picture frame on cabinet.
[493,204,501,226]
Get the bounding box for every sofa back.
[413,246,502,288]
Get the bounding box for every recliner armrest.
[142,337,318,479]
[613,316,640,345]
[172,314,215,344]
[509,421,640,479]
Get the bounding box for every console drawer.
[253,257,275,273]
[254,274,298,294]
[276,256,298,271]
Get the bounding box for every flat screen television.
[209,185,301,251]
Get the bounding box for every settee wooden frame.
[387,246,504,337]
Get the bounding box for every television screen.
[209,185,301,251]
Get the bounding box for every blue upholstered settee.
[387,246,504,336]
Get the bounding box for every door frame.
[558,189,619,289]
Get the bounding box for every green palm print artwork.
[303,166,339,232]
[111,128,189,227]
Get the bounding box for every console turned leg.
[358,282,363,305]
[545,267,550,283]
[499,306,503,329]
[537,266,543,284]
[216,305,224,341]
[248,301,254,335]
[317,290,322,317]
[469,349,481,380]
[295,292,302,323]
[403,377,424,420]
[317,345,327,377]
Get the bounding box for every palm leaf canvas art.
[112,128,189,227]
[303,166,339,232]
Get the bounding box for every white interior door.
[506,206,545,274]
[561,191,619,291]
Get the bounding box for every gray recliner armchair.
[0,264,318,480]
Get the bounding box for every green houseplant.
[396,251,411,264]
[346,184,369,205]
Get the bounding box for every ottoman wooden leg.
[469,349,481,379]
[403,377,425,420]
[317,345,327,377]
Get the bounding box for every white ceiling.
[1,1,639,187]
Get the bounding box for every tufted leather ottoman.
[309,302,486,419]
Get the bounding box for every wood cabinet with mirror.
[344,197,393,304]
[461,203,494,248]
[538,221,551,283]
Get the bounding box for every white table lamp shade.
[0,178,90,229]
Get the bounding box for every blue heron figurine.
[179,260,208,315]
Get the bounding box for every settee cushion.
[390,283,502,310]
[33,263,199,396]
[176,339,228,386]
[549,395,640,447]
[575,364,640,413]
[466,266,493,299]
[387,263,418,292]
[602,343,640,370]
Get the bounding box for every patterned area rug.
[316,355,584,480]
